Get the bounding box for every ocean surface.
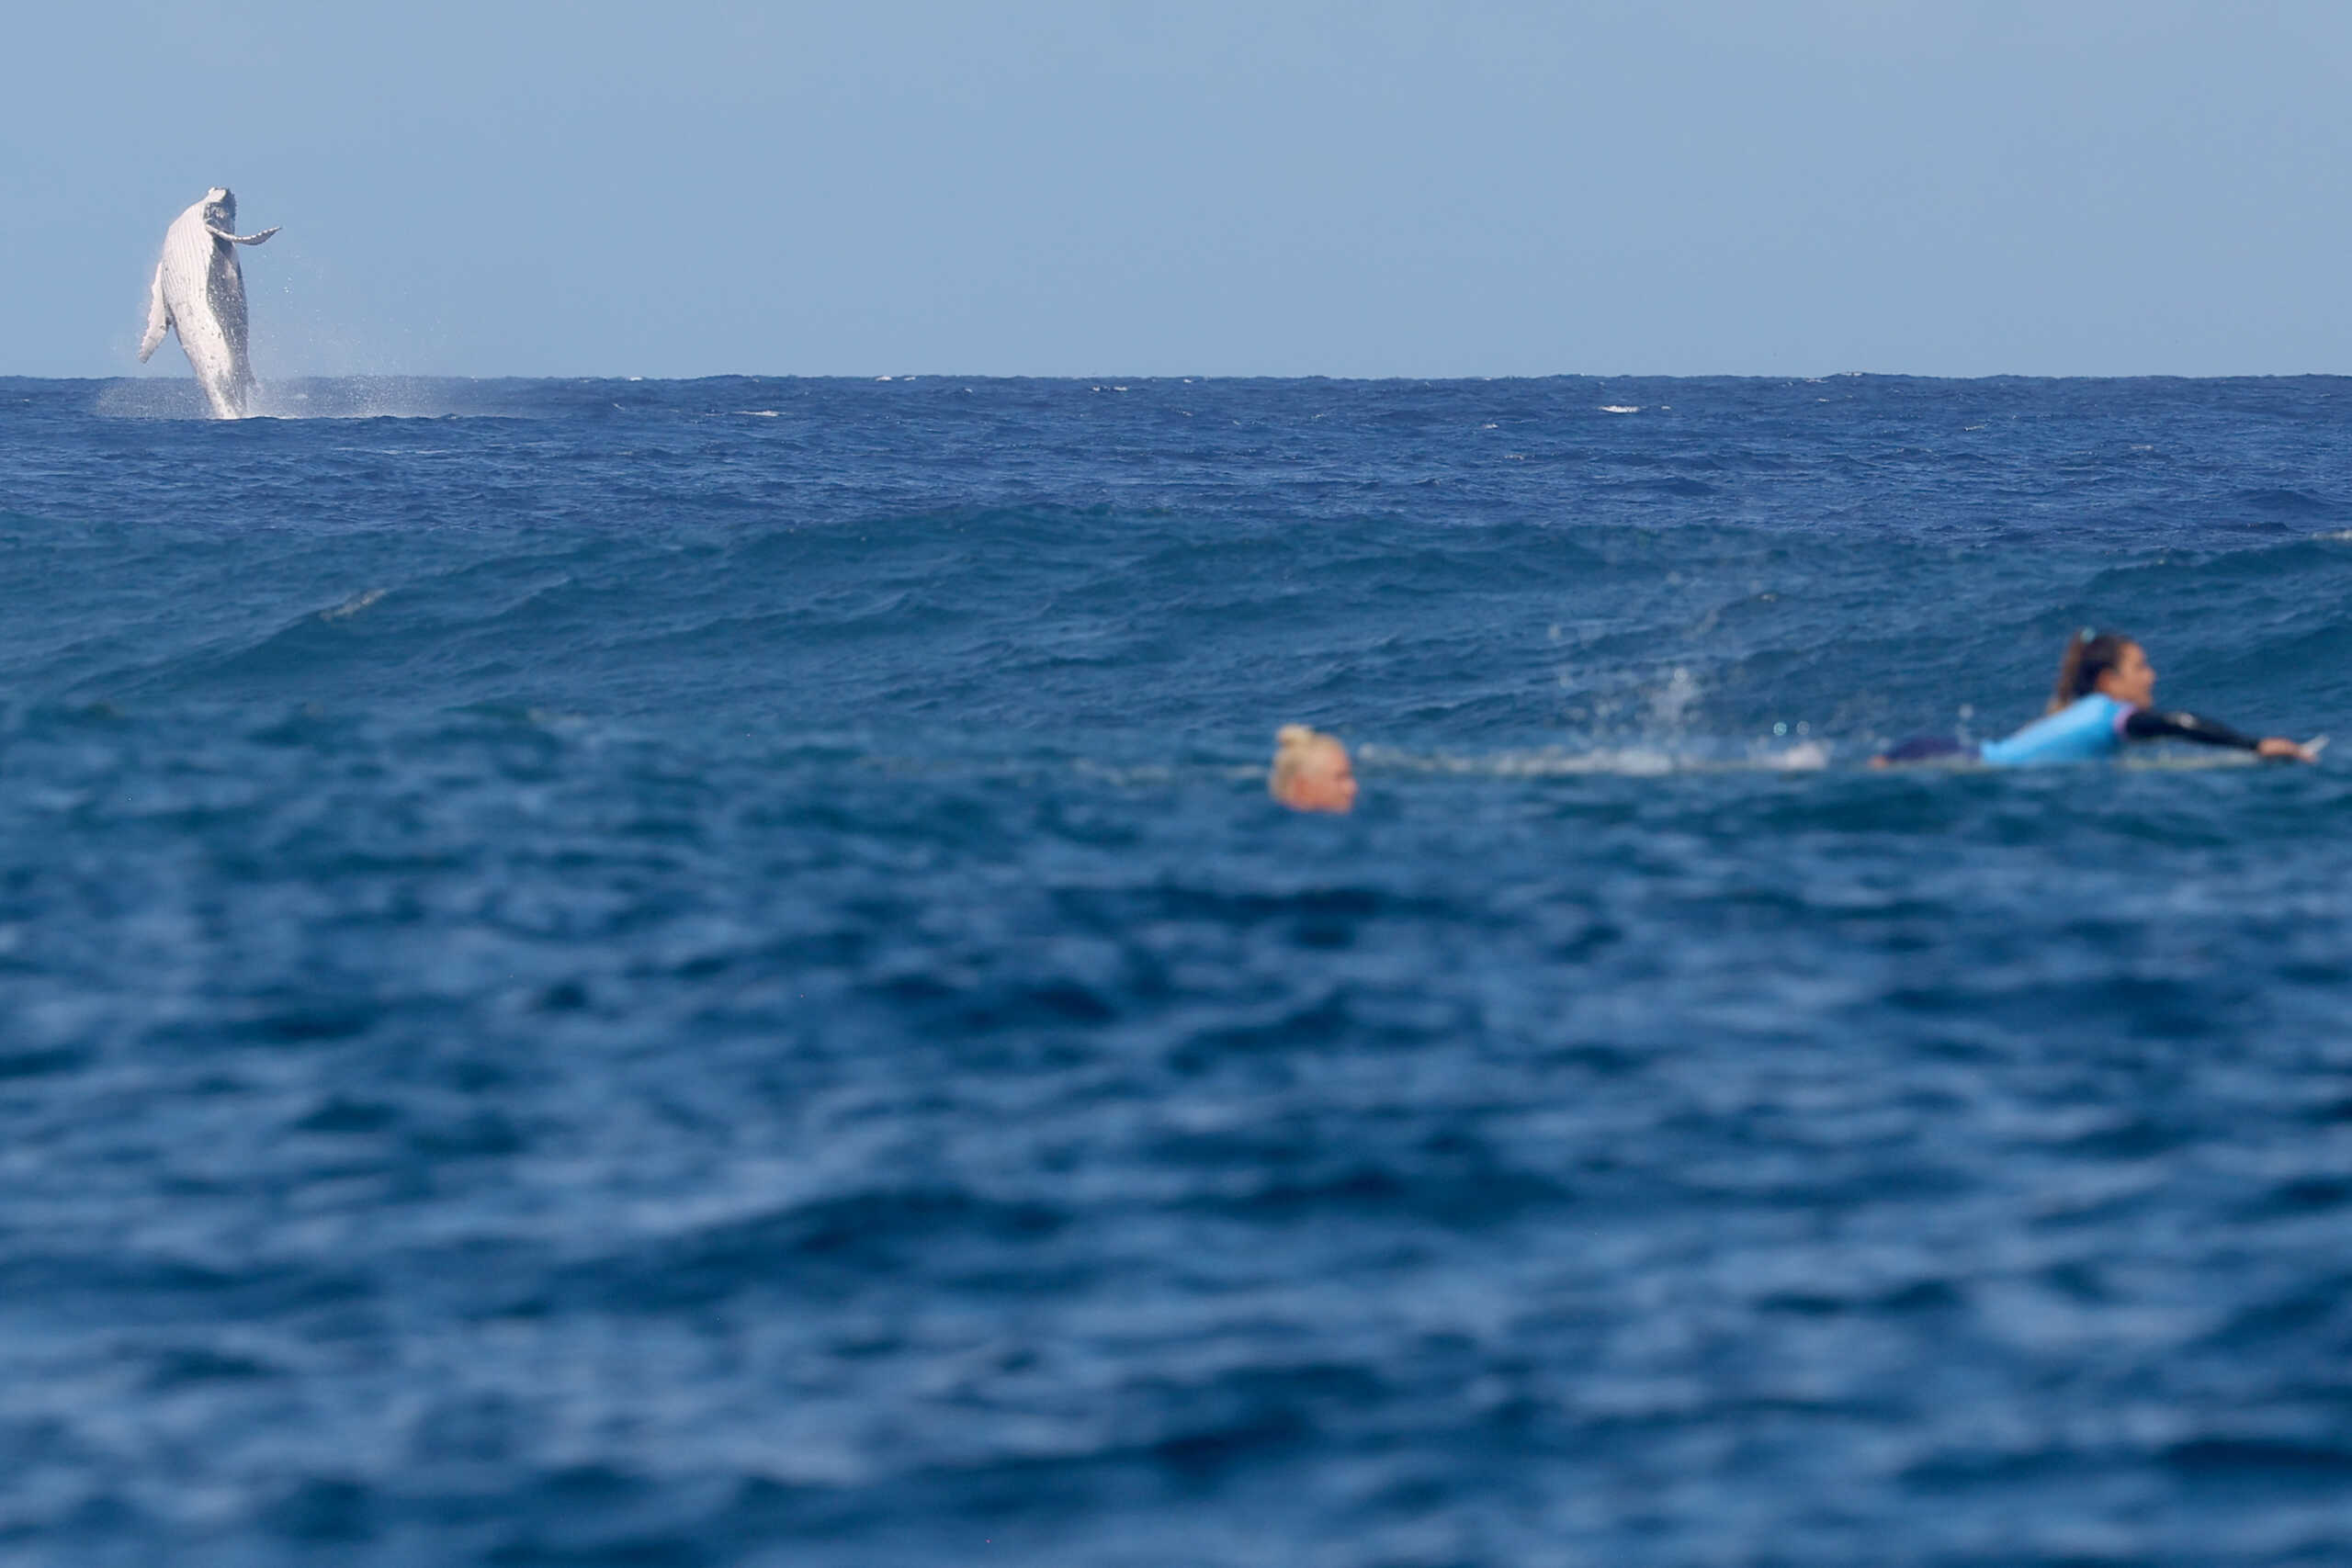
[4,373,2352,1567]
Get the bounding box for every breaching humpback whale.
[138,187,278,419]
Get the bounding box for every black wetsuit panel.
[2122,709,2261,750]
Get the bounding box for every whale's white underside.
[139,195,277,420]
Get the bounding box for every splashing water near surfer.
[1273,626,2315,807]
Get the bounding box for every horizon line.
[13,369,2352,385]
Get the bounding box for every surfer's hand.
[2256,737,2318,762]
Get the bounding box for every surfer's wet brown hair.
[2050,628,2135,713]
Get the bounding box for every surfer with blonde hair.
[1270,725,1358,812]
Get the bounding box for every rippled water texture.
[4,376,2351,1566]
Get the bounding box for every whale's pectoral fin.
[137,260,170,362]
[207,225,280,246]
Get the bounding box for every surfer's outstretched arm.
[2123,709,2259,749]
[138,260,169,362]
[2124,708,2317,761]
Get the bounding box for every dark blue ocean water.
[4,374,2352,1566]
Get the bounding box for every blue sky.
[11,1,2352,378]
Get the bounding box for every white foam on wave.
[99,378,482,421]
[92,380,211,420]
[251,385,459,418]
[2115,750,2263,771]
[1072,760,1193,786]
[1356,740,1833,778]
[1600,405,1640,414]
[318,588,387,623]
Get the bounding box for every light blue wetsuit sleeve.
[1978,694,2132,767]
